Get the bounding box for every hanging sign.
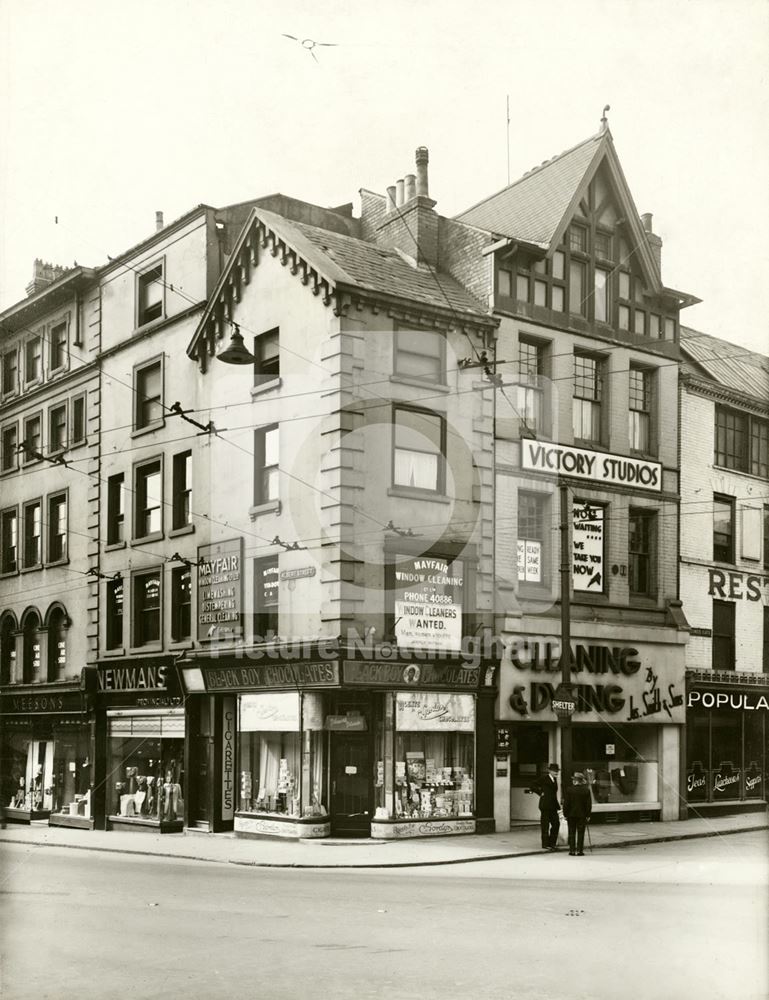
[197,537,243,642]
[573,502,604,592]
[392,556,463,652]
[221,697,235,822]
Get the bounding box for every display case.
[48,724,93,828]
[106,711,185,832]
[3,733,54,821]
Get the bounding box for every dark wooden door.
[330,732,371,836]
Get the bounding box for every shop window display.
[50,726,91,819]
[375,692,475,820]
[107,713,184,824]
[572,725,659,805]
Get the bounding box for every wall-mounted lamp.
[217,323,255,366]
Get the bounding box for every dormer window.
[569,225,587,252]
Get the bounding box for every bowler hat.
[547,763,560,773]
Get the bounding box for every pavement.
[1,810,765,869]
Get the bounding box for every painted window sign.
[572,502,604,592]
[197,537,243,642]
[517,539,541,583]
[392,555,463,652]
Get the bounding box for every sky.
[1,0,768,355]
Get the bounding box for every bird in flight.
[282,34,338,62]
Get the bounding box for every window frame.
[628,508,657,599]
[22,498,43,570]
[171,564,192,643]
[24,335,43,385]
[133,356,164,432]
[106,577,124,651]
[253,424,279,507]
[713,494,735,565]
[392,405,447,495]
[517,491,549,587]
[572,352,604,445]
[253,555,280,640]
[0,506,19,575]
[22,412,43,464]
[132,567,163,648]
[46,490,68,564]
[49,319,69,373]
[48,400,68,455]
[712,599,736,670]
[713,406,768,477]
[628,365,654,455]
[107,473,126,546]
[134,457,164,542]
[393,328,446,385]
[70,392,87,447]
[1,422,18,473]
[136,259,165,328]
[172,450,193,531]
[1,346,19,397]
[253,328,280,387]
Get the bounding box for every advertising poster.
[392,555,463,651]
[572,502,604,593]
[197,537,243,642]
[517,539,542,583]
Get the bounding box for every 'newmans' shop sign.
[521,441,662,492]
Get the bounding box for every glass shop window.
[4,735,55,813]
[237,693,302,817]
[50,726,91,818]
[107,713,184,824]
[390,692,475,820]
[571,725,659,805]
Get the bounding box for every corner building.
[453,125,697,825]
[679,329,769,815]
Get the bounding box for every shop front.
[93,657,185,833]
[496,623,687,825]
[0,681,93,828]
[177,648,497,839]
[685,670,768,815]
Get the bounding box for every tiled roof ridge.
[455,129,603,220]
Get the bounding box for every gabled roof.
[456,132,603,246]
[680,326,769,404]
[189,205,495,361]
[455,127,668,296]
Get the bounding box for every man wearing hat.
[563,771,593,856]
[527,763,561,851]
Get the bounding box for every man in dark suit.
[527,763,561,851]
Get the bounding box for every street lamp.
[217,324,256,365]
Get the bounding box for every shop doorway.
[330,732,371,836]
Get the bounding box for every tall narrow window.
[573,354,603,443]
[71,394,86,445]
[1,424,17,472]
[569,225,587,252]
[23,612,43,682]
[0,614,16,683]
[106,578,124,650]
[751,419,769,479]
[172,451,192,529]
[498,269,513,298]
[712,600,735,670]
[171,566,192,642]
[2,348,18,395]
[516,340,545,434]
[254,426,279,505]
[253,328,280,386]
[393,407,445,493]
[47,493,67,563]
[1,509,18,574]
[594,268,609,322]
[48,403,67,453]
[135,460,162,538]
[568,260,586,316]
[713,495,734,564]
[394,329,445,383]
[23,500,42,567]
[254,556,279,639]
[134,359,163,430]
[25,337,42,383]
[107,474,125,544]
[50,322,68,371]
[629,509,655,597]
[517,492,546,584]
[133,570,161,646]
[629,367,651,453]
[23,414,42,462]
[137,263,164,325]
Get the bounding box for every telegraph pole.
[556,483,575,781]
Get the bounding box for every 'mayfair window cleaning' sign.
[393,556,463,652]
[521,440,661,492]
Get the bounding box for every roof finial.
[601,104,611,132]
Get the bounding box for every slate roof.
[255,208,492,320]
[680,326,769,403]
[455,132,604,244]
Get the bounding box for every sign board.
[521,439,662,492]
[551,683,577,718]
[240,692,301,732]
[517,540,541,583]
[495,724,512,754]
[221,698,235,822]
[201,661,339,692]
[343,660,479,690]
[392,556,463,652]
[572,503,604,593]
[395,692,475,732]
[197,537,243,642]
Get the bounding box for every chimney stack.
[641,212,662,274]
[376,146,438,266]
[25,259,69,298]
[156,211,164,232]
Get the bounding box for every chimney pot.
[386,186,397,213]
[395,179,405,207]
[156,211,164,232]
[415,146,429,197]
[641,212,653,233]
[404,173,417,202]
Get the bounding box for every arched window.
[22,610,43,683]
[46,606,69,681]
[0,613,17,685]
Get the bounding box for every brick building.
[679,327,769,814]
[453,124,698,825]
